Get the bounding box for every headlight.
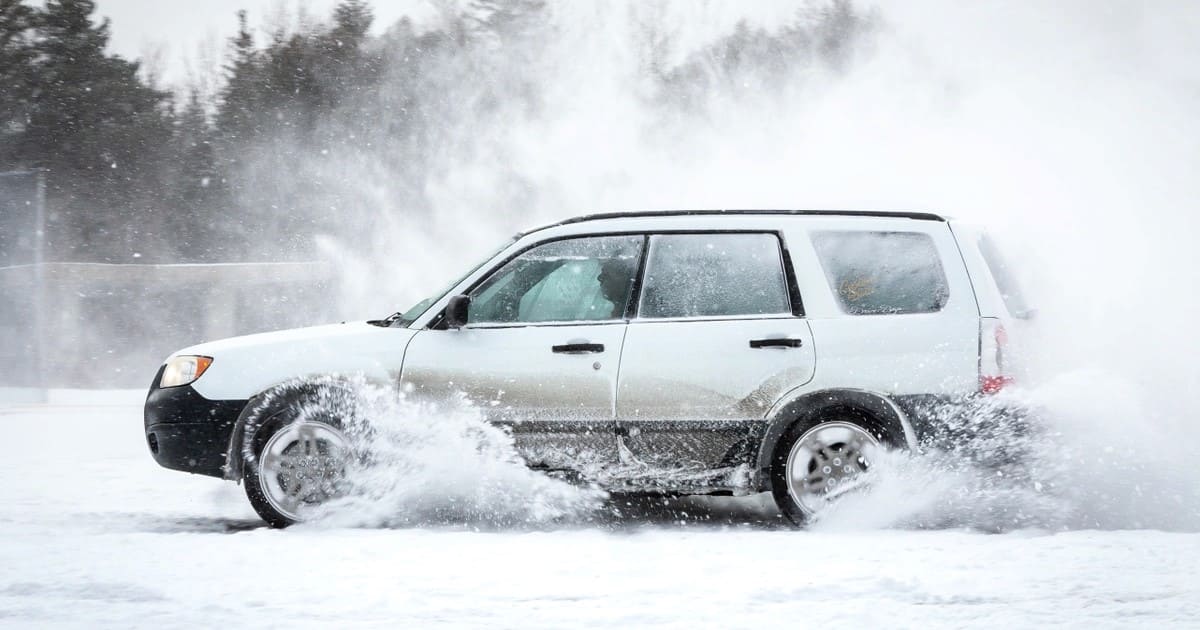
[159,355,213,388]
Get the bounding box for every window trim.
[429,229,805,329]
[779,231,806,317]
[462,319,629,330]
[623,235,651,320]
[626,313,800,325]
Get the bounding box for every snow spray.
[240,1,1200,531]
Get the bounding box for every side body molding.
[752,388,918,490]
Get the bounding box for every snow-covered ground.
[1,391,1197,628]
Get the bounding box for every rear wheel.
[243,405,353,528]
[771,415,894,526]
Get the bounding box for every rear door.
[615,232,815,470]
[400,235,644,471]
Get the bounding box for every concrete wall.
[0,262,336,389]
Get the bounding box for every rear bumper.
[144,368,247,478]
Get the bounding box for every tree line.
[0,0,872,264]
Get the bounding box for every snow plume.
[243,376,604,528]
[233,1,879,316]
[786,2,1200,533]
[811,383,1200,532]
[236,2,1200,530]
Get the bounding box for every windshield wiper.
[367,312,404,327]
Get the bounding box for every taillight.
[979,318,1012,394]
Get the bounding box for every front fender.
[221,373,393,481]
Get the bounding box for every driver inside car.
[596,258,636,319]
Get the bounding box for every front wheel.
[243,418,352,528]
[771,418,891,526]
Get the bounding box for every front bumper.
[144,367,248,478]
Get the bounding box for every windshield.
[391,236,517,327]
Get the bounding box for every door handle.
[749,338,803,349]
[552,342,605,354]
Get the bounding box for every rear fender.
[752,388,917,490]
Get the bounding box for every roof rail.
[550,209,945,228]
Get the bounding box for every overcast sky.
[95,0,434,90]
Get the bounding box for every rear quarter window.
[811,231,949,315]
[978,234,1032,317]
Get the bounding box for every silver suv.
[144,210,1028,527]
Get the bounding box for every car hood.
[168,321,419,400]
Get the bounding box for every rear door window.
[811,231,948,315]
[637,233,792,319]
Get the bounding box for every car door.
[615,232,815,470]
[399,235,644,471]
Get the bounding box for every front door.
[399,235,644,471]
[615,232,815,472]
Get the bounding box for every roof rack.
[551,209,945,227]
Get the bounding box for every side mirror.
[444,295,470,329]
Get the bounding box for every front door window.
[468,235,644,325]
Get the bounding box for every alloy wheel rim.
[785,421,880,517]
[258,421,351,522]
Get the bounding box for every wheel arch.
[221,374,383,481]
[752,388,917,490]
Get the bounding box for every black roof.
[551,209,945,228]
